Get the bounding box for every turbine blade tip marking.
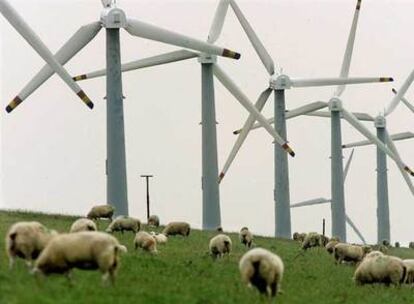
[73,74,87,82]
[222,49,241,60]
[6,96,23,113]
[77,90,94,109]
[392,88,397,94]
[282,143,295,157]
[218,172,225,183]
[356,0,361,10]
[233,130,241,135]
[380,77,394,82]
[404,166,414,176]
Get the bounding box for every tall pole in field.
[141,175,153,220]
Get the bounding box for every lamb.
[105,216,140,234]
[32,231,127,284]
[69,218,97,233]
[293,232,306,242]
[334,243,371,264]
[209,234,232,259]
[354,254,406,286]
[6,221,57,269]
[134,231,157,254]
[239,248,284,297]
[150,232,168,245]
[239,227,254,248]
[301,232,328,250]
[162,222,190,237]
[86,205,115,221]
[147,215,160,227]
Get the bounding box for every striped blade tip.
[283,143,295,157]
[5,96,23,113]
[222,49,241,60]
[77,90,94,109]
[73,74,87,81]
[356,0,361,10]
[404,166,414,176]
[233,130,241,135]
[392,88,397,94]
[342,144,346,148]
[218,172,225,183]
[380,77,394,82]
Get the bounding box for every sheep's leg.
[8,256,16,270]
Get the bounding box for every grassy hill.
[1,210,414,304]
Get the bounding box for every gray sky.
[1,0,413,244]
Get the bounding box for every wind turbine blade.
[233,101,328,135]
[0,0,94,110]
[341,107,414,176]
[125,18,240,59]
[290,77,393,88]
[305,111,374,121]
[213,65,295,156]
[385,70,414,116]
[343,149,355,182]
[219,88,272,182]
[334,0,362,97]
[290,198,331,208]
[346,215,366,244]
[384,130,414,196]
[207,0,230,43]
[73,50,198,81]
[343,131,414,149]
[392,88,414,115]
[229,0,274,75]
[5,21,101,113]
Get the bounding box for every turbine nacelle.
[101,0,115,8]
[329,97,343,111]
[269,74,291,90]
[198,53,217,64]
[100,7,126,28]
[374,115,386,128]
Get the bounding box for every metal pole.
[200,60,221,230]
[141,175,153,220]
[376,121,390,243]
[106,28,128,216]
[274,89,291,238]
[322,218,326,237]
[330,106,347,241]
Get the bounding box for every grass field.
[1,210,414,304]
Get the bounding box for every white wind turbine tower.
[71,0,296,230]
[342,71,414,243]
[1,0,242,217]
[218,0,395,239]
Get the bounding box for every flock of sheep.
[7,205,414,299]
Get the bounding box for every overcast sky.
[1,0,413,244]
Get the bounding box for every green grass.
[1,210,414,303]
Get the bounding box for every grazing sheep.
[395,242,400,248]
[403,259,414,284]
[134,231,157,254]
[216,227,224,233]
[372,244,388,254]
[162,222,190,237]
[364,250,385,259]
[239,248,284,297]
[33,231,127,284]
[239,227,254,248]
[354,254,406,286]
[6,221,57,269]
[87,205,115,221]
[147,215,160,227]
[302,232,328,250]
[293,232,306,243]
[209,234,232,259]
[382,239,390,247]
[325,240,339,255]
[150,232,168,245]
[69,218,97,233]
[409,242,414,249]
[105,216,140,234]
[334,243,371,264]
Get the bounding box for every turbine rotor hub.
[101,7,127,28]
[270,74,291,90]
[375,115,386,128]
[329,97,343,111]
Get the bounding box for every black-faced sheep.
[86,205,115,221]
[105,216,140,234]
[209,234,232,259]
[134,231,157,254]
[70,218,97,233]
[162,222,190,237]
[239,227,253,248]
[239,248,284,297]
[33,231,127,284]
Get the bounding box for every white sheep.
[239,248,284,297]
[403,259,414,284]
[209,234,232,259]
[105,216,140,234]
[162,222,190,237]
[354,254,406,286]
[147,215,160,227]
[364,250,385,259]
[33,231,127,284]
[134,231,157,254]
[87,205,115,221]
[6,221,57,269]
[69,218,97,233]
[334,243,371,264]
[150,232,168,245]
[239,227,253,248]
[325,240,339,255]
[301,232,328,250]
[293,232,306,242]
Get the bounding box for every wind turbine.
[342,70,414,243]
[217,0,394,239]
[290,150,367,244]
[71,0,296,230]
[1,0,241,217]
